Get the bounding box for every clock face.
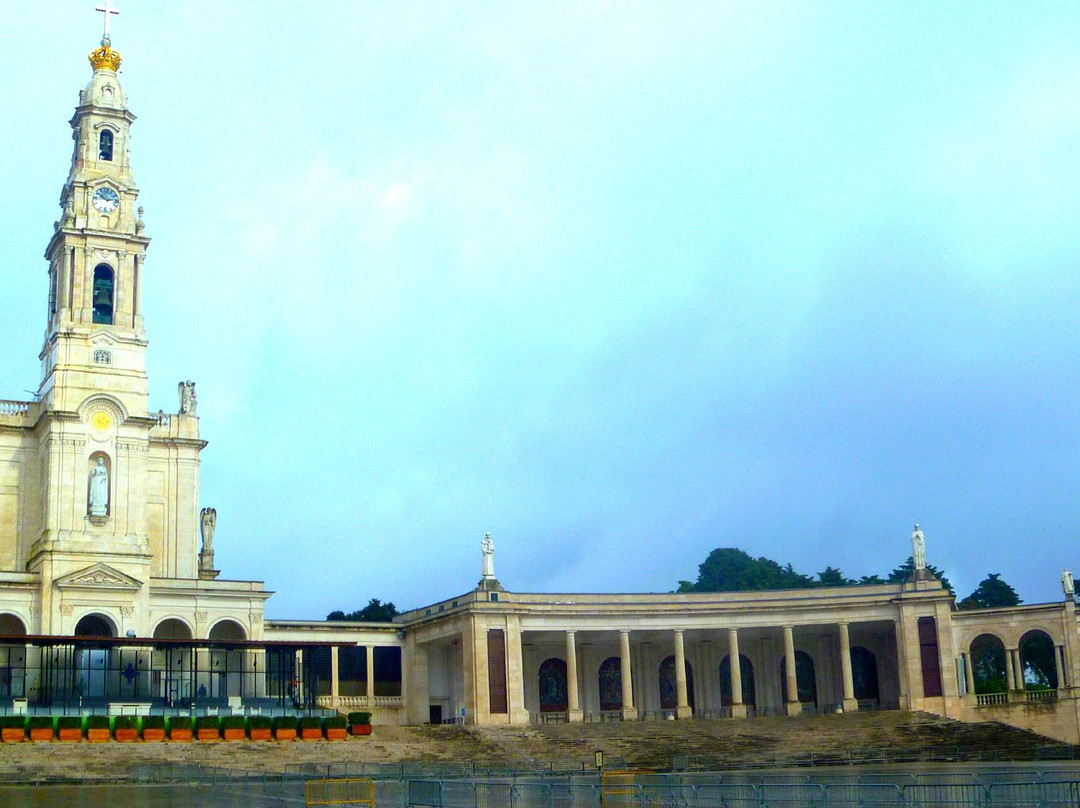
[92,186,120,214]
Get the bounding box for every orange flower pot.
[274,728,296,742]
[300,728,323,741]
[168,727,192,742]
[142,728,165,742]
[197,729,219,741]
[223,728,245,741]
[30,728,54,742]
[87,728,110,743]
[249,728,272,741]
[58,728,82,742]
[350,725,372,736]
[115,728,138,742]
[326,728,347,741]
[1,728,24,742]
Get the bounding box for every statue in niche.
[911,524,926,571]
[200,507,217,553]
[178,380,197,415]
[89,458,109,517]
[1063,570,1074,597]
[481,533,495,580]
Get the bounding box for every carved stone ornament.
[194,610,208,623]
[55,562,142,591]
[60,605,74,617]
[120,606,135,617]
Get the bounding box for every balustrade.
[0,400,31,416]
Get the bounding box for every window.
[93,349,112,365]
[92,264,114,325]
[99,130,113,161]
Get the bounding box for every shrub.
[221,715,245,730]
[297,716,322,730]
[248,715,271,730]
[0,716,25,730]
[272,715,297,730]
[28,716,53,730]
[348,712,371,725]
[142,715,165,729]
[325,715,347,729]
[114,715,137,730]
[57,716,82,730]
[86,715,109,730]
[195,716,220,731]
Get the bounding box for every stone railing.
[0,400,31,417]
[976,692,1008,706]
[315,695,404,710]
[1027,689,1057,703]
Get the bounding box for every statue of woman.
[481,533,495,580]
[911,524,926,571]
[89,458,108,516]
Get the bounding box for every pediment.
[55,563,142,591]
[90,333,117,347]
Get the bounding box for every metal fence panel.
[441,780,479,808]
[1040,781,1080,808]
[551,781,601,808]
[695,783,759,808]
[759,782,826,808]
[824,783,903,807]
[902,783,986,807]
[407,780,442,808]
[513,782,554,808]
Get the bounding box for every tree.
[957,574,1022,611]
[856,574,887,585]
[816,566,854,587]
[677,548,816,593]
[887,556,954,595]
[326,598,399,622]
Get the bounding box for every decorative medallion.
[91,411,111,431]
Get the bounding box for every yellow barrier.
[601,769,651,808]
[305,777,376,807]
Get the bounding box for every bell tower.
[39,28,150,416]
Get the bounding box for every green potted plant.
[0,716,25,742]
[57,715,82,742]
[142,714,165,742]
[28,715,53,742]
[221,714,246,741]
[167,716,192,742]
[325,714,347,741]
[298,715,323,741]
[86,715,110,743]
[114,715,138,742]
[272,714,297,742]
[248,714,272,741]
[196,715,220,741]
[348,711,372,736]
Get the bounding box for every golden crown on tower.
[88,39,122,72]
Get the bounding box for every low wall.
[959,688,1080,745]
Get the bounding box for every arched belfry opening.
[92,264,114,324]
[98,129,113,161]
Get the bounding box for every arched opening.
[205,620,247,701]
[92,264,114,324]
[969,634,1008,694]
[74,613,116,699]
[780,650,817,707]
[850,646,879,701]
[719,654,755,707]
[659,655,695,711]
[1020,630,1058,690]
[538,658,568,712]
[598,657,622,711]
[153,619,193,704]
[0,614,27,698]
[99,129,113,161]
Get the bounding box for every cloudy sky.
[3,3,1080,618]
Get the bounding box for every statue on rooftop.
[1063,570,1074,597]
[911,524,926,571]
[481,533,495,580]
[178,380,197,415]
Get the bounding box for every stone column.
[729,628,746,718]
[783,626,801,716]
[1057,645,1067,689]
[1013,648,1025,691]
[838,623,857,712]
[674,630,691,718]
[366,645,376,706]
[566,631,582,722]
[330,646,340,710]
[1005,648,1016,692]
[962,652,976,698]
[619,630,637,721]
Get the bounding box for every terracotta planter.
[1,728,25,742]
[300,728,323,741]
[168,727,192,742]
[115,728,138,742]
[87,728,110,743]
[249,728,272,741]
[58,728,82,742]
[223,728,245,741]
[326,728,347,741]
[274,728,296,742]
[29,728,54,742]
[197,729,220,741]
[142,728,165,742]
[350,724,372,736]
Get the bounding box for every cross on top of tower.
[95,0,120,44]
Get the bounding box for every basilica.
[1,24,1079,746]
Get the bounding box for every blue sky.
[3,3,1080,618]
